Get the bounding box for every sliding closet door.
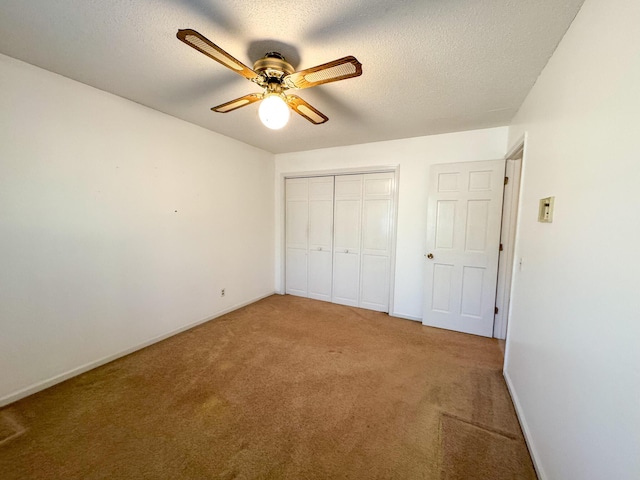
[285,178,308,297]
[360,173,394,312]
[307,177,334,301]
[332,175,363,306]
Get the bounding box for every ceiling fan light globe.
[259,95,290,130]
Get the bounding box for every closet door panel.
[286,248,308,297]
[308,176,334,250]
[359,173,394,311]
[332,252,360,306]
[309,176,334,198]
[286,200,309,249]
[333,200,361,250]
[308,250,333,301]
[335,175,363,197]
[361,199,392,254]
[332,175,363,306]
[285,178,309,296]
[308,177,334,301]
[309,200,333,247]
[360,255,390,311]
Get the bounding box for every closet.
[285,172,395,312]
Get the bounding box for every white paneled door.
[422,160,505,337]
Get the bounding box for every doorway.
[421,141,525,340]
[494,139,525,345]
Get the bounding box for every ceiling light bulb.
[259,94,290,130]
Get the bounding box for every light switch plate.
[538,196,554,223]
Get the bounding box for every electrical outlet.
[221,288,225,297]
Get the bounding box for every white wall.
[275,127,508,319]
[0,54,275,405]
[505,0,640,478]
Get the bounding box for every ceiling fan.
[177,29,363,129]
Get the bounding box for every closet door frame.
[279,165,400,314]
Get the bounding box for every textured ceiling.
[0,0,584,154]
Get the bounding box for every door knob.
[317,247,322,251]
[345,249,349,253]
[426,253,434,259]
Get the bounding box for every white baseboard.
[0,291,275,408]
[389,311,422,322]
[503,369,546,480]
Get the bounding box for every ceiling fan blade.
[177,29,259,81]
[283,56,362,90]
[212,93,263,113]
[287,95,329,124]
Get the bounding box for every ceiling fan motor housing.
[253,52,295,84]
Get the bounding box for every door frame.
[279,165,400,314]
[493,135,526,339]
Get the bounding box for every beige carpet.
[0,295,536,479]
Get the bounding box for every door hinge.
[504,176,509,185]
[495,306,499,315]
[499,243,503,252]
